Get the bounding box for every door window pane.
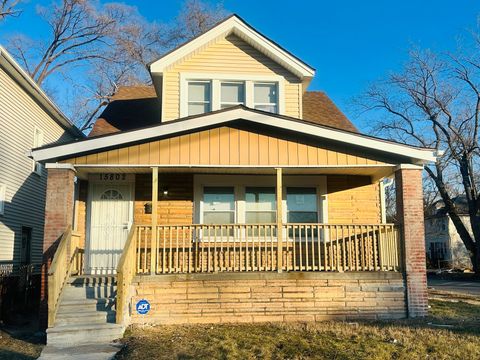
[245,187,276,224]
[287,187,318,223]
[188,81,211,115]
[221,82,245,109]
[254,83,278,113]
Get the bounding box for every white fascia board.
[31,108,436,164]
[149,16,315,79]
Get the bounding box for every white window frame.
[180,73,285,117]
[186,80,212,116]
[0,183,6,216]
[33,127,44,175]
[220,81,246,109]
[194,175,327,225]
[253,82,279,113]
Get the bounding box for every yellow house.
[31,15,436,346]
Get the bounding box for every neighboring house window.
[254,82,278,113]
[33,127,44,175]
[286,187,318,223]
[220,82,245,109]
[0,184,6,216]
[203,187,235,224]
[188,81,211,116]
[182,75,283,117]
[21,227,32,265]
[245,187,276,223]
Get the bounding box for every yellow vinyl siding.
[62,126,385,167]
[162,34,302,120]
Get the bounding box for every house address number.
[98,173,127,181]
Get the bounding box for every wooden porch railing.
[47,226,84,327]
[116,225,137,324]
[133,223,401,274]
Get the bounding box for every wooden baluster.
[316,225,321,271]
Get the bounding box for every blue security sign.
[136,299,151,315]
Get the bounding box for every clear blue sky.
[1,0,479,128]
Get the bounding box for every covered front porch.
[69,164,401,276]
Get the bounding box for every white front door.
[87,181,133,274]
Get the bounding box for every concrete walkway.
[428,278,480,296]
[38,343,122,360]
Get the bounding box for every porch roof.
[30,106,436,165]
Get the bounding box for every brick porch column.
[40,164,76,329]
[395,165,428,317]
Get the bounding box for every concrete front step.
[57,297,116,312]
[67,276,117,286]
[47,275,123,347]
[47,323,125,347]
[55,310,116,326]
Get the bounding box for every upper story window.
[188,81,211,116]
[182,75,283,117]
[33,127,44,175]
[254,83,278,113]
[220,82,245,109]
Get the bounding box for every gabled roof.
[149,14,315,80]
[87,86,358,137]
[0,45,84,138]
[302,92,358,132]
[31,106,436,164]
[88,86,159,137]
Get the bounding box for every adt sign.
[136,299,150,315]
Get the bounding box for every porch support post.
[276,167,283,272]
[150,167,158,274]
[395,164,428,317]
[40,163,76,329]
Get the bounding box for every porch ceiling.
[74,164,395,181]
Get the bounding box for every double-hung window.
[245,187,276,223]
[220,82,245,109]
[0,183,6,216]
[254,82,278,113]
[202,187,235,225]
[188,81,211,116]
[286,187,318,223]
[185,77,280,116]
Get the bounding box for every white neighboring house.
[425,197,473,270]
[0,45,83,274]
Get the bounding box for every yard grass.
[0,329,43,360]
[116,297,480,360]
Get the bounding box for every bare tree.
[175,0,228,40]
[8,0,123,86]
[75,0,228,130]
[0,0,21,21]
[7,0,228,129]
[357,42,480,274]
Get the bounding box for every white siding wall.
[0,67,75,267]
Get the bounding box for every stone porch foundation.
[130,272,406,325]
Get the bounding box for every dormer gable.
[149,15,315,122]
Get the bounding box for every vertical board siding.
[0,68,75,266]
[63,127,385,167]
[162,34,302,121]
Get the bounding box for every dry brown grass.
[116,298,480,360]
[0,329,43,360]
